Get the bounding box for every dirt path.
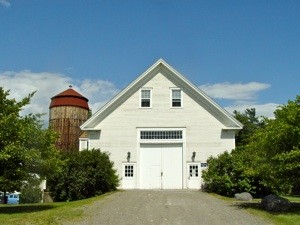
[64,190,271,225]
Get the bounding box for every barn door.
[139,144,182,189]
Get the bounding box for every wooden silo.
[49,87,89,152]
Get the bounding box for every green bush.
[202,147,270,197]
[47,149,119,202]
[20,175,42,204]
[203,96,300,197]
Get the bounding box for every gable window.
[171,89,182,107]
[140,89,151,108]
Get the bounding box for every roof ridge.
[50,88,89,110]
[52,88,88,100]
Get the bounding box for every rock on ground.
[234,192,253,201]
[261,194,291,212]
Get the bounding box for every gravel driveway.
[65,190,271,225]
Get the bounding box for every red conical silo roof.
[49,87,89,110]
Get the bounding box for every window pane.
[141,99,150,107]
[141,90,151,107]
[172,99,181,107]
[172,90,181,98]
[141,90,150,98]
[140,131,183,140]
[189,165,199,177]
[172,90,181,107]
[125,165,134,177]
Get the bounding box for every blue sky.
[0,0,299,122]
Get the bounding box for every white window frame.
[79,138,89,151]
[140,130,183,140]
[137,127,186,144]
[140,88,152,108]
[188,164,200,177]
[170,88,182,108]
[123,163,136,179]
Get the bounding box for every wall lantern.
[127,152,131,162]
[192,151,196,162]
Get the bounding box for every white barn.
[80,59,242,190]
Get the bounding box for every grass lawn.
[0,192,114,225]
[212,194,300,225]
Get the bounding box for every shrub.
[202,147,269,197]
[20,175,42,203]
[47,149,119,202]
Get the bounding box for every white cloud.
[198,82,278,118]
[0,70,278,128]
[0,0,10,7]
[78,79,119,114]
[199,82,270,100]
[224,103,278,119]
[0,70,119,125]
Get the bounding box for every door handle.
[161,172,163,176]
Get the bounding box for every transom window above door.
[140,130,183,140]
[140,89,152,108]
[171,89,182,107]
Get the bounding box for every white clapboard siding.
[83,59,242,189]
[88,72,233,182]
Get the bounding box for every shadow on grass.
[0,204,57,214]
[232,201,300,215]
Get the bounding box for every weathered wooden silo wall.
[49,106,89,151]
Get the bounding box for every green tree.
[233,108,265,146]
[47,149,119,202]
[0,87,61,196]
[203,96,300,197]
[249,95,300,194]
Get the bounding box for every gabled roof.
[81,59,243,130]
[50,88,89,110]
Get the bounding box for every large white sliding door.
[139,143,183,189]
